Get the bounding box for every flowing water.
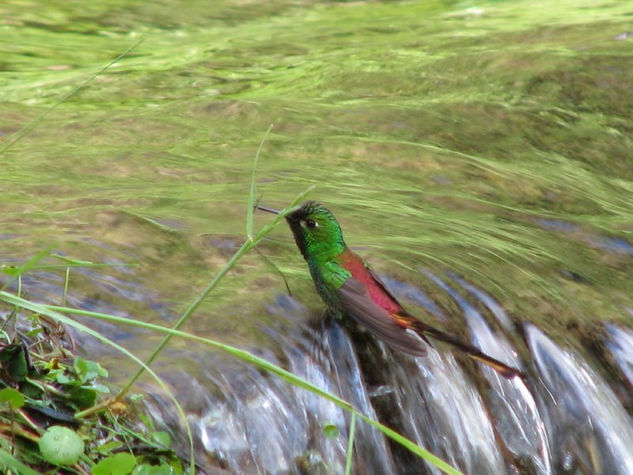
[2,0,633,473]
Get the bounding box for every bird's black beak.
[255,204,280,215]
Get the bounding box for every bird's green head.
[285,201,346,262]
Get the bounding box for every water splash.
[183,297,397,474]
[605,323,633,389]
[149,277,633,475]
[381,347,506,474]
[387,273,550,474]
[526,324,633,474]
[435,275,549,474]
[449,273,515,332]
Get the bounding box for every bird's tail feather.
[410,320,526,380]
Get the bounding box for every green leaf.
[52,255,95,265]
[1,265,19,276]
[20,380,42,399]
[130,393,144,403]
[323,422,339,439]
[0,447,40,475]
[92,452,137,475]
[10,351,28,381]
[25,328,43,337]
[1,246,52,278]
[0,345,28,381]
[55,371,74,385]
[73,357,108,383]
[0,388,25,408]
[151,431,171,447]
[67,386,97,409]
[38,425,84,466]
[88,382,111,393]
[138,412,154,431]
[132,463,175,475]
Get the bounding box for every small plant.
[0,308,185,474]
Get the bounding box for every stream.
[2,0,633,473]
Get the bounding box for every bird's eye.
[306,219,318,228]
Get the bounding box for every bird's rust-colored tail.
[409,320,526,380]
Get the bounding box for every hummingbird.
[257,201,524,379]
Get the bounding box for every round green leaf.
[0,388,25,409]
[93,452,137,475]
[38,425,84,466]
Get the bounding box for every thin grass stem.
[344,411,356,475]
[357,411,461,475]
[1,246,53,291]
[246,124,274,239]
[63,267,70,306]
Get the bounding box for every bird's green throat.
[284,201,347,264]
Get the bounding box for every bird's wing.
[365,265,403,303]
[339,276,428,356]
[341,268,525,379]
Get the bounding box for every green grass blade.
[38,300,351,405]
[1,245,53,290]
[357,412,461,475]
[246,124,274,239]
[63,267,70,305]
[52,254,136,268]
[120,210,179,234]
[0,447,40,475]
[345,411,356,475]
